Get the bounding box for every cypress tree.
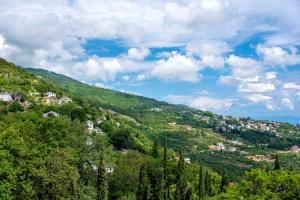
[274,156,281,170]
[152,140,160,158]
[184,187,192,200]
[162,137,169,200]
[175,150,187,200]
[97,153,108,200]
[220,170,228,192]
[198,166,205,199]
[204,171,212,197]
[136,164,149,200]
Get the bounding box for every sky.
[1,0,300,122]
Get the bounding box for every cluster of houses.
[208,142,237,152]
[86,120,103,134]
[43,92,72,105]
[194,113,283,134]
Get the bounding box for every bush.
[8,101,24,113]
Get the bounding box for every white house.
[86,120,94,134]
[43,111,59,118]
[105,167,114,173]
[0,92,12,102]
[44,92,56,98]
[217,143,225,150]
[184,158,191,164]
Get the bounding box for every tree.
[274,156,281,170]
[97,153,108,200]
[136,164,149,200]
[198,166,205,199]
[204,171,212,197]
[8,101,24,112]
[220,170,228,192]
[152,140,160,158]
[174,150,188,200]
[162,137,169,200]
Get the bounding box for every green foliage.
[136,164,149,200]
[213,169,300,200]
[8,101,24,113]
[97,153,108,200]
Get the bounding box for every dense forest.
[1,58,300,199]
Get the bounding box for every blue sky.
[1,0,300,122]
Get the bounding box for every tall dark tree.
[274,156,281,170]
[136,164,149,200]
[175,150,188,200]
[184,187,193,200]
[162,137,169,200]
[198,166,205,199]
[204,171,212,197]
[152,140,160,158]
[97,153,108,200]
[220,170,228,192]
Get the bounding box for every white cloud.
[256,45,300,66]
[266,102,275,111]
[126,48,150,61]
[226,55,262,80]
[245,94,273,103]
[283,82,300,90]
[265,72,277,80]
[122,75,130,81]
[190,97,235,111]
[136,74,146,81]
[73,58,122,82]
[150,52,202,82]
[238,82,276,93]
[281,98,295,110]
[166,95,236,112]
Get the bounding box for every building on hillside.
[105,167,114,173]
[228,147,237,152]
[58,96,72,105]
[43,111,59,118]
[86,120,94,134]
[208,143,225,151]
[217,143,225,150]
[44,92,56,98]
[184,157,191,164]
[289,145,300,153]
[0,92,12,102]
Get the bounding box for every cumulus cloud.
[126,48,150,60]
[190,97,235,111]
[265,72,277,80]
[256,45,300,67]
[283,82,300,90]
[166,95,236,111]
[73,58,122,82]
[238,82,276,93]
[150,52,202,82]
[245,94,273,103]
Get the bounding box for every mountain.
[26,67,300,174]
[2,58,300,199]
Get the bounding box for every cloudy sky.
[1,0,300,121]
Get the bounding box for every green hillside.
[1,58,300,199]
